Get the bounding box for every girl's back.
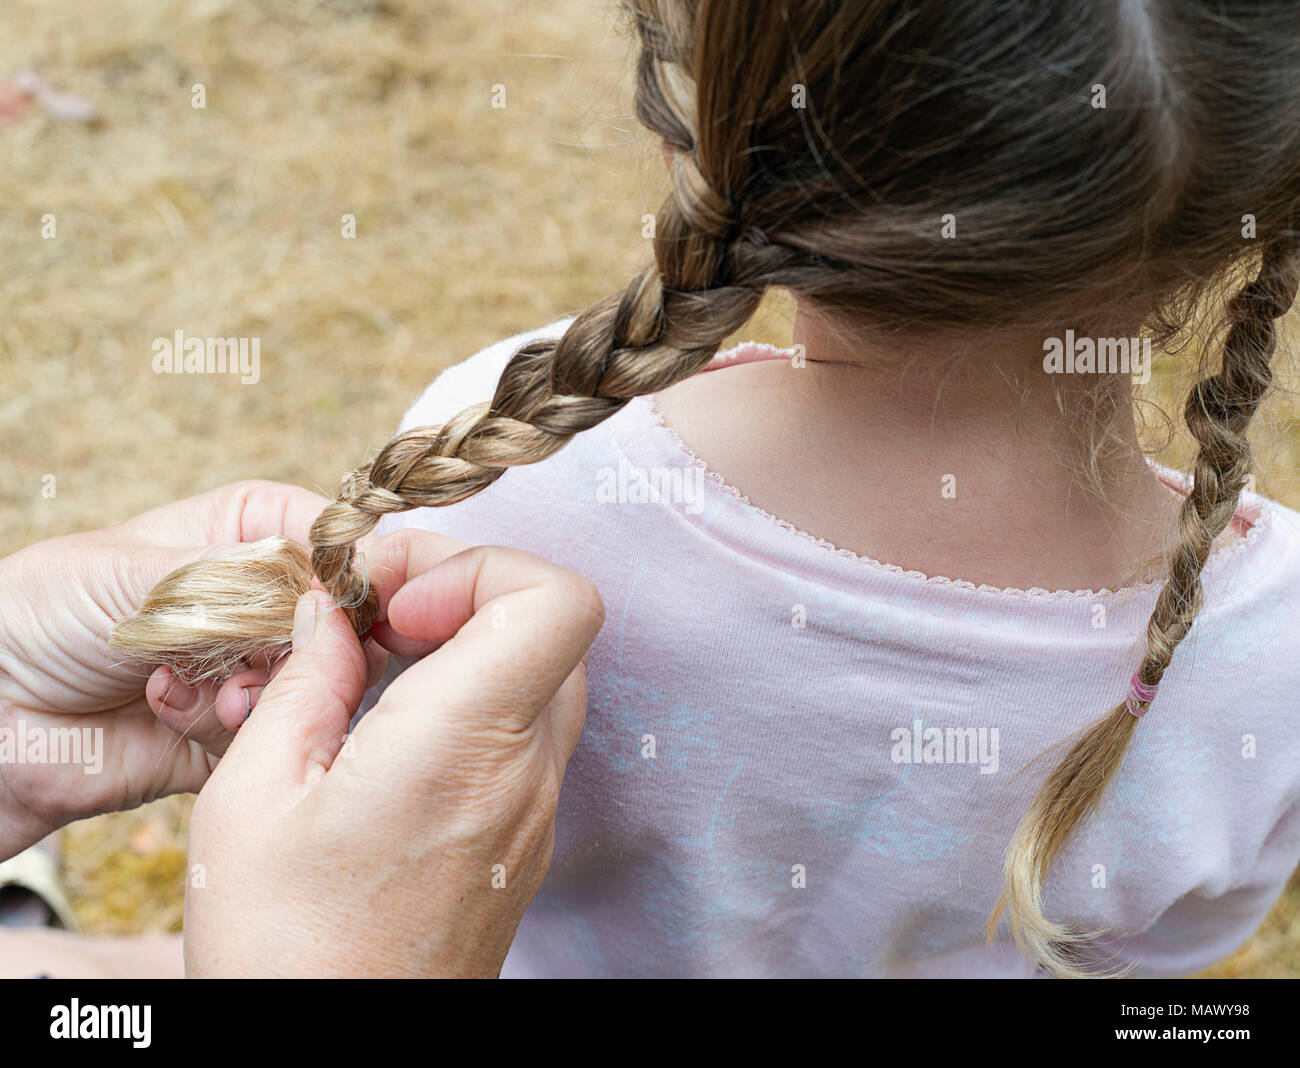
[377,320,1300,977]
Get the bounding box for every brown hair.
[113,0,1300,974]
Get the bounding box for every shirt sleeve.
[396,317,577,434]
[1124,798,1300,977]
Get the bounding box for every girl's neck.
[653,307,1213,592]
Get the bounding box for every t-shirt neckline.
[609,338,1275,609]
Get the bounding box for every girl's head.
[628,0,1298,330]
[114,0,1300,975]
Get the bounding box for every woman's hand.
[0,480,382,859]
[183,532,603,978]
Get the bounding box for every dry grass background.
[0,0,1295,976]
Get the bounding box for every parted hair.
[113,0,1300,975]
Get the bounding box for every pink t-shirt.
[373,319,1300,978]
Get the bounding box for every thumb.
[111,541,278,656]
[108,543,224,626]
[225,590,369,789]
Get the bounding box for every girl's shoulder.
[399,318,577,433]
[399,319,1300,605]
[1222,480,1300,598]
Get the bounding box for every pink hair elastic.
[1125,672,1159,719]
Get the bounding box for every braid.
[113,32,774,675]
[1141,242,1300,671]
[991,232,1300,977]
[312,169,763,630]
[311,17,778,630]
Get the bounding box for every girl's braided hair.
[113,0,1300,975]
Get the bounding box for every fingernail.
[291,591,320,651]
[164,678,198,711]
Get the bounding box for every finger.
[224,590,368,788]
[218,654,289,722]
[366,618,440,660]
[212,663,278,732]
[145,668,233,753]
[116,480,331,549]
[362,638,389,691]
[374,546,604,735]
[222,480,333,546]
[76,699,219,803]
[360,527,472,624]
[108,541,301,634]
[107,481,333,656]
[540,661,589,768]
